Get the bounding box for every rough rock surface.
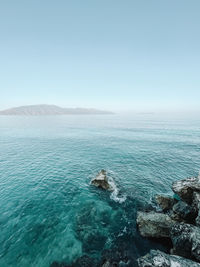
[170,223,200,262]
[172,200,196,222]
[192,192,200,226]
[137,211,176,238]
[155,195,177,212]
[91,170,113,191]
[196,213,200,227]
[137,173,200,266]
[172,176,200,204]
[137,249,200,267]
[193,192,200,210]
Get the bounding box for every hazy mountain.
[0,105,113,115]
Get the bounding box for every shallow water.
[0,114,200,266]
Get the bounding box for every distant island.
[0,105,114,116]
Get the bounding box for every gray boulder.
[137,211,176,238]
[172,176,200,204]
[91,170,113,191]
[155,195,177,212]
[137,249,200,267]
[170,223,200,262]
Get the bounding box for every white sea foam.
[108,176,127,203]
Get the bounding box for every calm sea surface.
[0,114,200,266]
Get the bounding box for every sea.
[0,113,200,266]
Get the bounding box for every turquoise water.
[0,114,200,266]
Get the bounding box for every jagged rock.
[170,223,200,262]
[137,249,200,267]
[155,195,177,212]
[172,200,196,222]
[91,170,113,191]
[172,175,200,204]
[137,211,176,238]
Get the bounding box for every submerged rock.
[172,176,200,204]
[50,255,97,267]
[50,262,71,267]
[74,201,116,253]
[73,255,96,267]
[100,248,132,267]
[170,223,200,262]
[91,170,113,191]
[137,249,200,267]
[155,195,177,212]
[137,211,175,238]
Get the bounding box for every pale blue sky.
[0,0,200,112]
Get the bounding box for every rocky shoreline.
[50,171,200,267]
[137,172,200,266]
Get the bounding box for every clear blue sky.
[0,0,200,112]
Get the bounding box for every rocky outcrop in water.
[91,170,113,191]
[172,174,200,204]
[137,172,200,266]
[137,211,175,238]
[137,249,200,267]
[51,172,200,267]
[170,223,200,261]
